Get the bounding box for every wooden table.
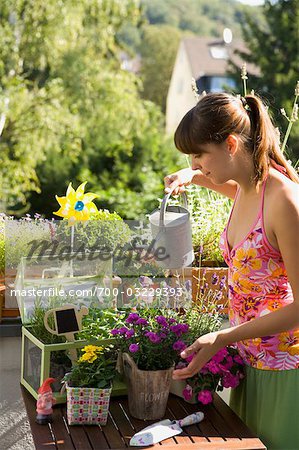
[21,386,266,450]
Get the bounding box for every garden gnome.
[36,378,56,424]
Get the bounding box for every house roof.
[182,37,259,78]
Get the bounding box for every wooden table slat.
[119,398,177,447]
[81,426,110,449]
[166,395,209,444]
[50,405,76,449]
[212,394,257,438]
[21,386,57,450]
[60,407,93,450]
[109,399,135,447]
[175,396,227,443]
[101,411,128,448]
[21,385,266,450]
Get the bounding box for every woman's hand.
[172,332,223,380]
[164,168,197,195]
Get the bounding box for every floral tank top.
[219,176,299,370]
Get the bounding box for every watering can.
[149,188,194,269]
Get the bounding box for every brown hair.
[174,92,299,183]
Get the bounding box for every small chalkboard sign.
[55,308,79,334]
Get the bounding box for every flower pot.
[66,383,112,425]
[122,352,173,420]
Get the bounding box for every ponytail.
[245,95,299,183]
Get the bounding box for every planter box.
[21,326,126,404]
[169,267,228,313]
[192,267,228,314]
[66,383,112,425]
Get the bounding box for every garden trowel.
[129,411,204,446]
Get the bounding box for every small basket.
[66,383,112,425]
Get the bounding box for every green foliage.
[63,344,117,389]
[189,186,231,265]
[140,0,255,38]
[168,184,231,265]
[229,0,299,161]
[1,0,179,218]
[139,25,181,112]
[78,308,126,341]
[28,300,66,344]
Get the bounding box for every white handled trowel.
[129,411,204,446]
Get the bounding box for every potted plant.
[62,344,117,425]
[169,303,245,404]
[111,308,191,420]
[175,346,245,405]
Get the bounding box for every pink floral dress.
[219,176,299,370]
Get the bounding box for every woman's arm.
[164,168,238,199]
[173,187,299,379]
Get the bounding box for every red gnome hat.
[38,378,56,394]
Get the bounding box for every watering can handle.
[159,188,188,227]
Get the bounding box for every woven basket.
[66,384,112,425]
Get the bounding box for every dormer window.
[209,46,228,60]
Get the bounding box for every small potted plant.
[169,304,245,404]
[111,308,190,420]
[62,344,117,425]
[177,345,245,405]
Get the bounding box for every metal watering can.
[149,188,194,269]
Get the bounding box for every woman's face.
[191,141,233,185]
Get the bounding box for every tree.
[139,25,181,112]
[0,0,182,218]
[230,0,299,161]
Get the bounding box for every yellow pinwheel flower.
[53,182,98,225]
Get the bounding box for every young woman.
[164,93,299,450]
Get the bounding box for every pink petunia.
[182,384,193,401]
[221,373,240,388]
[205,360,220,374]
[197,390,213,405]
[212,348,228,363]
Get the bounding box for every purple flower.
[136,318,148,326]
[173,340,187,352]
[125,329,135,339]
[145,332,161,344]
[118,326,129,334]
[219,281,225,290]
[126,313,140,324]
[111,329,120,336]
[156,316,168,327]
[197,390,213,405]
[170,324,189,336]
[185,280,192,291]
[211,273,219,285]
[129,344,139,353]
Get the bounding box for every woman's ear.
[226,135,239,156]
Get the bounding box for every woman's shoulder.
[267,168,299,206]
[267,168,299,202]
